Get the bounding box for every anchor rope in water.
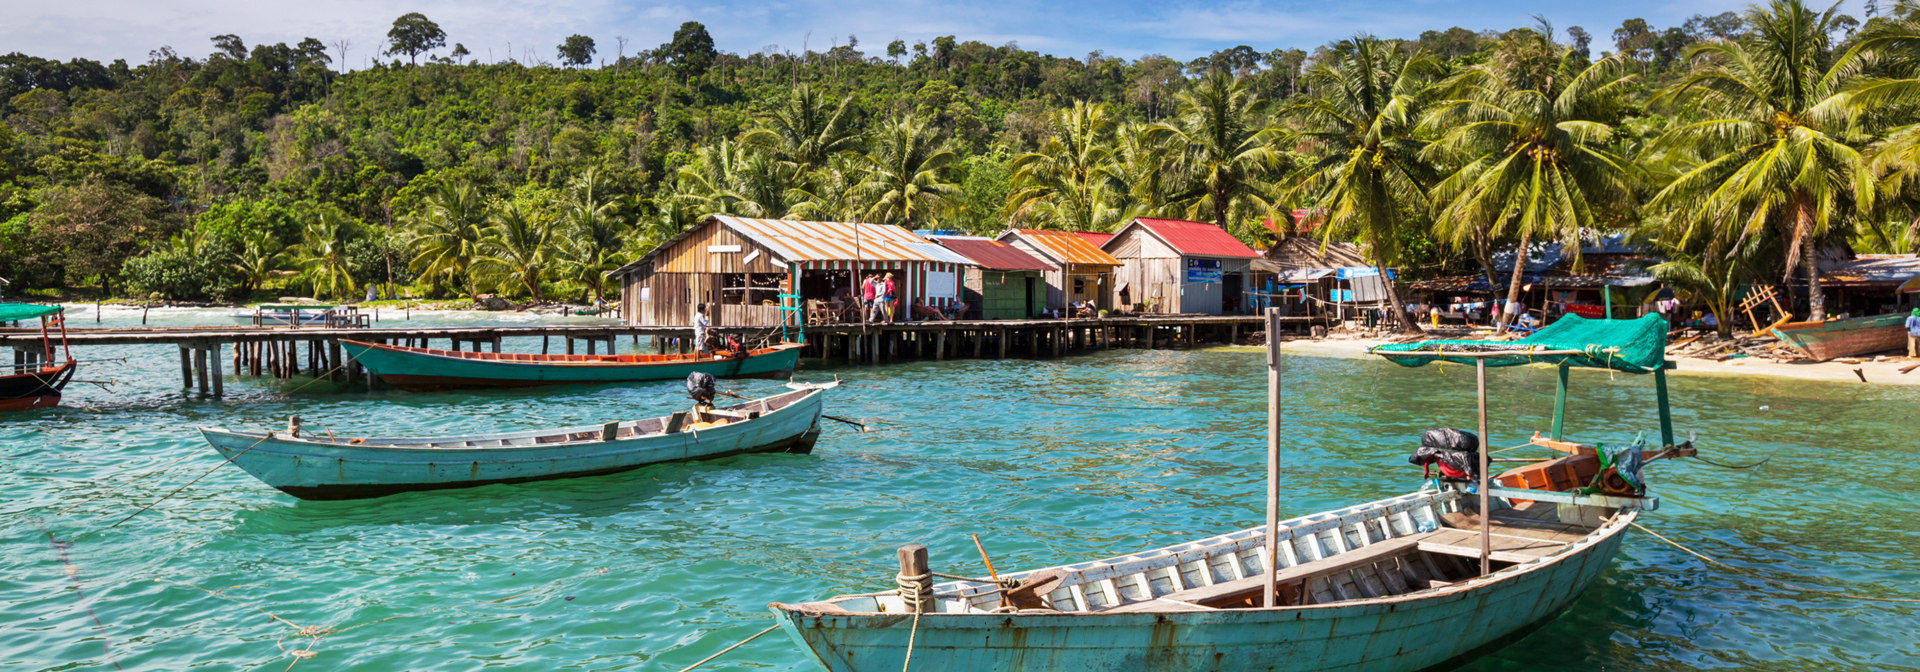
[57,449,210,514]
[73,434,274,542]
[672,625,779,672]
[1631,522,1920,603]
[36,525,123,670]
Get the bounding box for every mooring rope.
[38,525,123,670]
[1631,522,1920,603]
[57,450,210,514]
[672,625,779,672]
[901,608,922,672]
[72,434,272,542]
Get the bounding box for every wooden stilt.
[195,346,209,393]
[210,343,224,397]
[179,345,192,388]
[329,340,344,382]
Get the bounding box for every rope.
[1687,447,1783,470]
[73,434,272,542]
[280,349,363,395]
[57,450,210,514]
[673,625,779,672]
[901,608,921,672]
[1631,522,1920,603]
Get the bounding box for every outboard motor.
[685,372,716,406]
[1408,428,1480,481]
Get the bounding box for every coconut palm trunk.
[1499,229,1531,330]
[1796,195,1826,321]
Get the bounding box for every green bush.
[122,249,245,301]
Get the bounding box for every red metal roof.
[1127,218,1261,259]
[932,237,1056,272]
[1073,231,1115,248]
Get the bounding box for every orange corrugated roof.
[1000,229,1122,267]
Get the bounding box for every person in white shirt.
[692,303,712,353]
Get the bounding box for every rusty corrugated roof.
[718,216,954,263]
[932,237,1056,272]
[1000,229,1122,267]
[1264,237,1370,269]
[1819,253,1920,286]
[1125,218,1261,259]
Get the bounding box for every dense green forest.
[1,1,1917,329]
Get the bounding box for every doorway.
[1223,272,1243,314]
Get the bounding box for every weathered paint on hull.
[343,341,802,391]
[199,390,824,500]
[0,393,60,412]
[1773,314,1907,361]
[772,513,1633,672]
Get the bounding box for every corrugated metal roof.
[900,241,980,267]
[932,237,1056,272]
[1001,229,1123,267]
[1819,253,1920,286]
[1126,218,1261,259]
[1263,237,1369,269]
[1074,231,1115,248]
[609,216,954,277]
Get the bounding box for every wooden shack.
[995,229,1122,314]
[608,215,973,327]
[930,236,1054,320]
[1102,218,1261,315]
[1253,237,1371,317]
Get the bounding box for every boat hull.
[198,388,824,500]
[772,511,1633,672]
[1773,314,1907,361]
[342,340,802,391]
[0,361,75,412]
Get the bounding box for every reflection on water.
[1,309,1916,670]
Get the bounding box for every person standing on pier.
[1907,307,1920,357]
[861,275,878,323]
[882,273,898,323]
[693,303,712,354]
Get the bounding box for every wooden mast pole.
[1475,358,1491,576]
[1263,307,1281,607]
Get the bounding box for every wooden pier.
[0,315,1324,397]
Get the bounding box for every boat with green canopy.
[761,313,1697,672]
[0,303,77,412]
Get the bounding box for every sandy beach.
[1267,337,1920,386]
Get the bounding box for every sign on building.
[1184,258,1222,284]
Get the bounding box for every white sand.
[1261,337,1920,387]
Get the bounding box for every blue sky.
[1,0,1872,69]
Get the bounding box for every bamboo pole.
[1264,308,1281,607]
[1476,358,1491,577]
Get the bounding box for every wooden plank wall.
[652,222,785,274]
[1107,228,1182,313]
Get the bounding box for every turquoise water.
[3,307,1917,671]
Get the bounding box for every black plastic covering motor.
[685,372,716,405]
[1408,428,1480,480]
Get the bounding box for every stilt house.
[1101,218,1261,315]
[995,229,1122,314]
[608,216,974,327]
[930,236,1055,320]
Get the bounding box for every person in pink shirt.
[860,275,877,323]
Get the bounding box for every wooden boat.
[1771,313,1908,361]
[766,314,1685,672]
[771,488,1636,672]
[0,303,76,412]
[229,304,336,326]
[197,383,832,500]
[340,339,803,392]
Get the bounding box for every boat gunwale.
[198,387,822,453]
[341,339,803,368]
[777,491,1638,619]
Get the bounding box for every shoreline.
[1258,337,1920,387]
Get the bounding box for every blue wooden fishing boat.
[340,339,802,392]
[198,382,832,500]
[766,314,1690,672]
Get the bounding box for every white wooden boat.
[765,313,1684,672]
[771,486,1636,672]
[198,383,831,500]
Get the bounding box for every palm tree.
[1647,0,1874,321]
[1161,70,1289,238]
[1107,122,1182,221]
[556,169,627,302]
[1424,28,1641,331]
[1285,37,1440,333]
[675,139,798,218]
[296,209,360,300]
[228,230,288,296]
[786,154,867,222]
[474,202,553,303]
[740,84,861,172]
[1006,101,1122,231]
[858,116,960,227]
[406,179,490,299]
[1849,11,1920,251]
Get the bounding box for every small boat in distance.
[1772,313,1908,361]
[198,381,833,500]
[0,303,77,412]
[341,339,803,392]
[229,304,346,327]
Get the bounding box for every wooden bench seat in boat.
[1104,532,1440,613]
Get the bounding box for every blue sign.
[1184,258,1222,284]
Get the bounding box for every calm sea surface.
[2,307,1916,671]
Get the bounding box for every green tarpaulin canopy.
[1371,314,1669,374]
[0,303,62,322]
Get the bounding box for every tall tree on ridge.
[386,12,446,65]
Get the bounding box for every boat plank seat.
[1415,528,1570,564]
[1107,532,1440,612]
[1439,510,1588,543]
